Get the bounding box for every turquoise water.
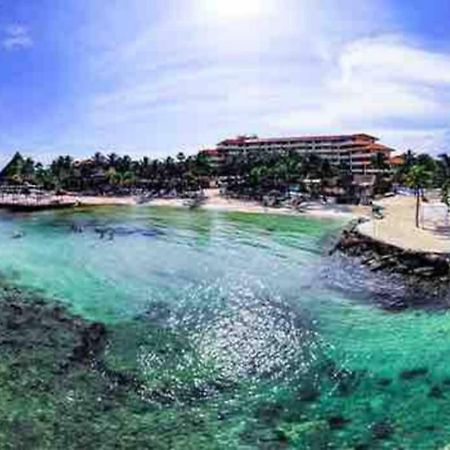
[1,206,450,448]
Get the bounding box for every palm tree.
[193,153,212,177]
[93,152,106,168]
[118,155,132,173]
[439,155,450,229]
[139,156,150,178]
[107,153,119,169]
[403,149,416,168]
[405,164,431,228]
[122,171,136,187]
[163,156,176,179]
[106,167,118,186]
[22,157,35,180]
[50,155,74,189]
[371,152,389,172]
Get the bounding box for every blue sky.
[0,0,450,166]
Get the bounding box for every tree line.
[0,149,449,210]
[0,151,211,194]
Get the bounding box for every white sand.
[358,196,450,254]
[71,189,363,219]
[74,195,137,206]
[149,189,363,219]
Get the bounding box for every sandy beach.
[358,196,450,254]
[0,190,367,220]
[74,195,137,206]
[143,189,363,220]
[72,189,363,220]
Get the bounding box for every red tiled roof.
[352,133,379,141]
[200,149,220,156]
[390,155,405,166]
[366,143,393,152]
[218,133,378,146]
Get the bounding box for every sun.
[199,0,271,21]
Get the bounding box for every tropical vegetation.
[0,151,211,195]
[0,149,449,211]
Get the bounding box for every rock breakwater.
[333,224,450,281]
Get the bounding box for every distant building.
[198,149,224,169]
[199,133,395,174]
[389,155,405,167]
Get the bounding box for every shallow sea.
[0,206,449,449]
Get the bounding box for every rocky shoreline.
[0,284,107,366]
[332,221,450,282]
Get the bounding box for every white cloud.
[1,24,33,50]
[339,36,450,85]
[84,1,373,151]
[273,35,450,154]
[377,128,450,155]
[11,0,448,159]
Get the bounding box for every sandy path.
[358,196,450,254]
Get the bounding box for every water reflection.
[138,281,319,383]
[2,207,450,448]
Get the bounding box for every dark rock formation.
[377,377,392,387]
[0,291,108,369]
[329,223,450,310]
[428,385,444,399]
[327,415,351,430]
[71,322,107,362]
[399,367,428,380]
[297,383,320,402]
[371,420,394,440]
[333,227,450,281]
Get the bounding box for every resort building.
[389,155,405,167]
[199,133,395,174]
[198,149,225,169]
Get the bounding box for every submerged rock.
[377,377,392,387]
[297,383,320,402]
[0,291,108,371]
[399,367,428,380]
[71,322,107,362]
[371,420,394,440]
[255,402,285,425]
[429,385,445,399]
[327,415,351,430]
[353,444,370,450]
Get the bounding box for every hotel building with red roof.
[199,133,396,174]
